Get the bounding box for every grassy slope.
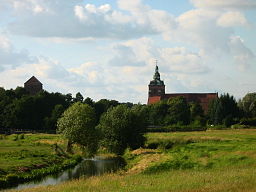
[0,134,63,177]
[0,133,82,189]
[9,129,256,192]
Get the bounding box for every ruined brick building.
[24,76,43,95]
[148,65,218,112]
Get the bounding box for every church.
[147,65,218,112]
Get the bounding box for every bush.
[231,124,249,129]
[240,118,256,126]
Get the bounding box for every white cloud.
[217,11,248,27]
[159,47,209,74]
[0,35,36,71]
[190,0,256,10]
[229,36,255,71]
[0,0,177,40]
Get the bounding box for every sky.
[0,0,255,104]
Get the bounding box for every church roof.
[24,76,43,85]
[149,65,165,86]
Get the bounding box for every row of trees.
[57,102,146,156]
[1,86,256,133]
[56,92,256,156]
[1,86,256,156]
[0,87,124,132]
[146,93,256,127]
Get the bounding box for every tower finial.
[155,59,158,66]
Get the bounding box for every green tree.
[94,99,119,123]
[147,100,169,125]
[97,105,145,155]
[84,97,94,107]
[73,92,84,103]
[238,93,256,118]
[44,104,65,131]
[208,93,239,126]
[190,102,206,126]
[128,104,147,149]
[57,102,98,156]
[167,96,190,125]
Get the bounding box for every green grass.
[6,129,256,192]
[0,133,81,189]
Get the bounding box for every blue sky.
[0,0,255,103]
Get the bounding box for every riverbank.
[0,134,82,190]
[8,129,256,192]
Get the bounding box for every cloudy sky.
[0,0,255,103]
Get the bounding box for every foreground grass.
[0,134,81,189]
[7,129,256,192]
[10,167,256,192]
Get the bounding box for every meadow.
[0,134,81,189]
[6,129,256,192]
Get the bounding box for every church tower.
[148,64,165,98]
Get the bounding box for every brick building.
[147,65,218,112]
[24,76,43,95]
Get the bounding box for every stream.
[6,157,125,191]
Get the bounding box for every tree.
[97,105,145,155]
[190,102,206,126]
[94,99,119,123]
[208,93,240,126]
[128,104,147,149]
[238,93,256,118]
[84,97,94,107]
[147,100,169,125]
[44,104,65,131]
[167,96,190,125]
[57,102,98,156]
[73,92,84,103]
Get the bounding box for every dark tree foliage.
[167,96,190,125]
[97,104,146,155]
[190,102,204,120]
[128,104,147,149]
[238,93,256,118]
[190,102,206,126]
[147,100,169,125]
[0,88,70,132]
[73,92,84,103]
[84,97,94,107]
[94,99,120,123]
[44,104,65,131]
[65,93,73,105]
[14,87,29,98]
[208,93,240,126]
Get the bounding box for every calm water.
[6,157,125,191]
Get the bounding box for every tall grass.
[0,134,82,190]
[5,129,256,192]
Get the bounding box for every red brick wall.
[148,93,218,113]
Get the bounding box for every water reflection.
[9,157,125,191]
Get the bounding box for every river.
[6,157,125,191]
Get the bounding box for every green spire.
[149,61,165,86]
[153,65,160,81]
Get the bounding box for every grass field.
[0,134,81,189]
[8,129,256,192]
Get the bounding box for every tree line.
[1,87,256,133]
[1,86,256,155]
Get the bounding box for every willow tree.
[57,102,98,157]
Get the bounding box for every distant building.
[147,65,218,112]
[24,76,43,95]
